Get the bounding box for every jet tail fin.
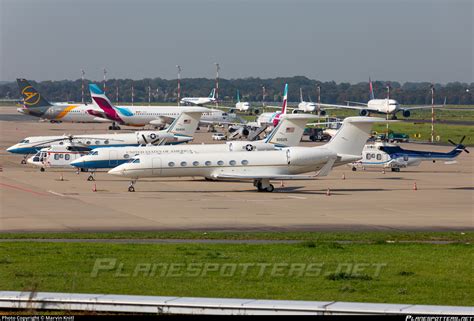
[16,78,51,108]
[236,90,240,103]
[166,109,206,137]
[89,84,122,123]
[264,114,319,147]
[209,88,216,99]
[281,83,288,114]
[369,77,375,100]
[325,117,395,157]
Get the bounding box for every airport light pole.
[431,84,435,143]
[176,65,181,106]
[262,85,266,107]
[103,68,107,93]
[116,83,119,103]
[81,69,85,104]
[386,84,391,136]
[215,63,220,107]
[317,84,321,124]
[148,86,151,106]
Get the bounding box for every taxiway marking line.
[0,182,49,196]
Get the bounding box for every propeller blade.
[448,139,456,146]
[459,136,466,144]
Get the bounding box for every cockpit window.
[132,158,141,164]
[20,139,29,143]
[89,151,99,156]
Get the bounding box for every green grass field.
[0,232,472,306]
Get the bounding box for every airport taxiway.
[0,106,472,232]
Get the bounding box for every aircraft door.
[109,150,118,166]
[152,157,162,175]
[286,149,291,165]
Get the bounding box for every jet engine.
[402,110,411,117]
[359,109,369,116]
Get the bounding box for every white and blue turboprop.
[6,109,206,163]
[70,114,320,174]
[350,138,469,172]
[108,116,393,192]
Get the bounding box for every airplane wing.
[213,158,336,180]
[345,101,369,106]
[401,104,446,111]
[213,173,317,180]
[318,103,366,110]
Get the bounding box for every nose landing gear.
[128,180,136,192]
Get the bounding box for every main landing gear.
[128,180,136,192]
[254,179,275,192]
[108,122,121,130]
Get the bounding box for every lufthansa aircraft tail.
[16,78,52,110]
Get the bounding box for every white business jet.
[108,116,392,192]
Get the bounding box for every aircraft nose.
[69,159,81,167]
[108,166,125,176]
[6,145,18,153]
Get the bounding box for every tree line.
[1,76,472,105]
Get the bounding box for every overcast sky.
[1,0,472,83]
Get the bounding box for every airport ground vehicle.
[212,133,227,141]
[303,128,331,142]
[376,132,409,143]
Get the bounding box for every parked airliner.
[180,88,216,106]
[16,79,110,124]
[87,84,235,129]
[108,116,392,192]
[319,79,445,119]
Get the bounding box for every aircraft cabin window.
[193,161,199,166]
[59,141,64,145]
[86,141,91,145]
[95,141,100,145]
[123,154,130,159]
[168,161,175,167]
[104,140,109,145]
[180,161,187,167]
[376,154,382,160]
[54,154,59,160]
[241,160,249,165]
[205,161,212,166]
[366,154,371,160]
[217,160,224,166]
[229,160,236,166]
[65,154,70,161]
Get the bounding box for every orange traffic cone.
[413,182,417,191]
[59,174,64,181]
[93,183,97,192]
[326,188,331,196]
